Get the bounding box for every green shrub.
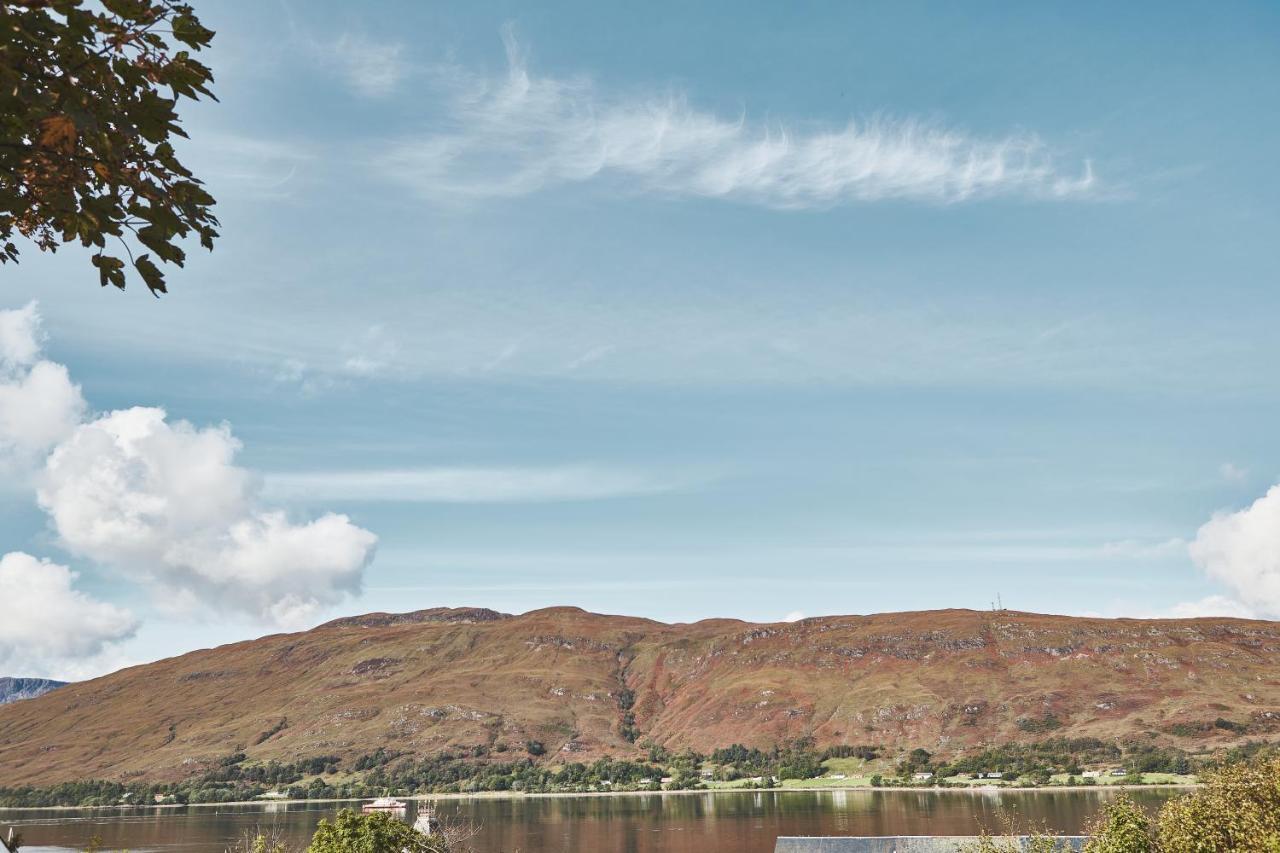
[1082,794,1152,853]
[307,810,446,853]
[1156,757,1280,852]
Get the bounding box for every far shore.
[0,782,1202,813]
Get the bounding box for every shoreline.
[0,783,1201,813]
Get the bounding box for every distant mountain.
[2,606,1279,786]
[0,677,66,705]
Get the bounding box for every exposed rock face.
[0,677,67,705]
[2,607,1279,785]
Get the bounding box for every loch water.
[3,788,1185,853]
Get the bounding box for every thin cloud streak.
[264,465,704,503]
[378,26,1097,208]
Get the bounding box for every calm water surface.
[2,789,1183,853]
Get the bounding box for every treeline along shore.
[1,736,1261,808]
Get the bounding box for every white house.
[1082,770,1102,779]
[912,772,934,781]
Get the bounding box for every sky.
[3,1,1280,680]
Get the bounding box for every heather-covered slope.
[3,606,1279,785]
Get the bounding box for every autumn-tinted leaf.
[132,253,167,294]
[38,115,78,151]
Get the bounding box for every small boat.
[361,797,407,812]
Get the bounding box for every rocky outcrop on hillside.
[0,677,66,705]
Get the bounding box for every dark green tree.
[1,0,218,294]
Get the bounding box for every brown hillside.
[3,606,1280,785]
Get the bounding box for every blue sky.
[3,1,1280,678]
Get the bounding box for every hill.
[2,606,1279,786]
[0,677,66,705]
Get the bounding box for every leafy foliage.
[615,687,639,742]
[1155,756,1280,852]
[932,738,1191,780]
[0,0,218,294]
[306,810,446,853]
[704,740,868,783]
[1076,755,1280,852]
[896,747,934,777]
[1082,795,1153,853]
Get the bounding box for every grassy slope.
[1,606,1278,786]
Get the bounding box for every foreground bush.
[306,811,447,853]
[1082,795,1152,853]
[1155,758,1280,852]
[1081,756,1280,852]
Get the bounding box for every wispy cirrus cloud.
[1219,462,1249,483]
[264,465,699,504]
[378,26,1097,208]
[181,130,313,200]
[327,33,409,98]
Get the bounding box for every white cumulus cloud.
[0,551,138,677]
[37,407,378,628]
[1,302,379,632]
[1163,595,1256,620]
[0,303,86,471]
[379,27,1096,208]
[0,302,42,366]
[1189,484,1280,618]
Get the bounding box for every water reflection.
[3,788,1183,853]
